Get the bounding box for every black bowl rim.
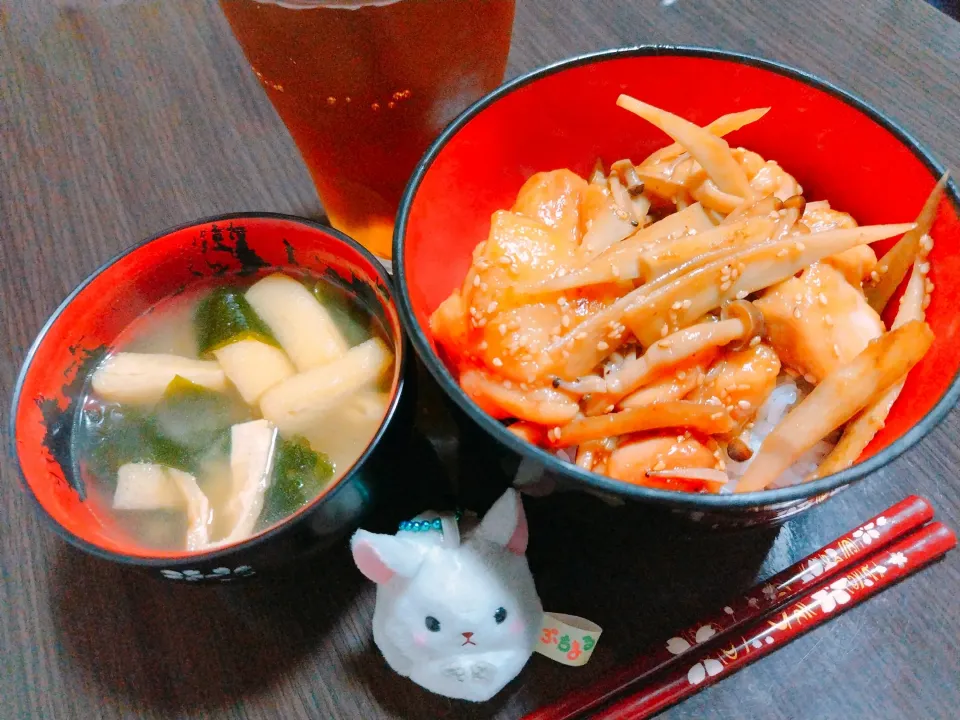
[10,211,409,568]
[393,45,960,511]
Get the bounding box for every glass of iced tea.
[219,0,516,265]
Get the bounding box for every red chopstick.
[525,495,933,720]
[597,521,956,719]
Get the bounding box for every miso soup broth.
[75,271,395,552]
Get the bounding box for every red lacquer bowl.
[11,214,413,580]
[394,47,960,526]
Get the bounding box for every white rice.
[722,373,838,492]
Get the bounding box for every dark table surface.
[2,1,960,719]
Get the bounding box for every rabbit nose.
[462,632,474,640]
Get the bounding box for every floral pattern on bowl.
[159,565,255,582]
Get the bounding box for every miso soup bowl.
[11,214,413,581]
[394,47,960,528]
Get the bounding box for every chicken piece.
[430,290,470,365]
[607,433,720,492]
[800,202,877,284]
[800,202,857,233]
[732,148,802,200]
[439,174,626,384]
[687,342,781,431]
[822,246,878,286]
[478,302,565,383]
[754,263,884,382]
[512,169,588,245]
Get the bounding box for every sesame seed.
[920,262,930,274]
[795,241,806,251]
[597,341,610,351]
[498,256,511,266]
[487,301,498,313]
[672,301,683,310]
[605,404,615,413]
[678,370,687,380]
[659,339,672,349]
[653,460,666,472]
[499,324,507,335]
[557,268,567,277]
[819,293,828,305]
[553,426,562,439]
[611,265,621,278]
[503,380,513,389]
[879,265,888,273]
[720,281,732,292]
[561,349,570,359]
[750,335,761,346]
[736,290,749,300]
[478,341,488,350]
[738,400,752,410]
[870,270,880,283]
[677,435,684,443]
[777,248,789,258]
[477,318,487,328]
[492,357,503,367]
[718,460,727,471]
[793,307,802,319]
[710,412,724,420]
[794,293,803,303]
[804,373,816,383]
[473,274,480,287]
[576,331,588,340]
[682,299,693,309]
[833,343,841,357]
[824,314,834,327]
[661,325,669,337]
[480,282,488,292]
[562,315,572,328]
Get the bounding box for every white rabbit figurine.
[350,489,543,702]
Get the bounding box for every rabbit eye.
[494,607,507,624]
[425,616,441,632]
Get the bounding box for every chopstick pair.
[526,496,955,720]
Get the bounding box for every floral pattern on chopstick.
[797,516,886,587]
[684,554,903,686]
[662,509,915,682]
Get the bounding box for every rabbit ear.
[474,489,529,555]
[351,530,425,584]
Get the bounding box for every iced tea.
[220,0,516,261]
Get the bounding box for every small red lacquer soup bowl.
[394,47,960,528]
[11,214,412,581]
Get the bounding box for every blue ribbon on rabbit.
[351,489,543,702]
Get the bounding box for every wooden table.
[2,1,959,718]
